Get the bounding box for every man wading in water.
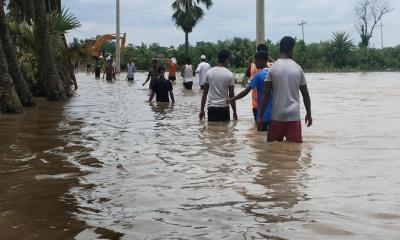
[257,36,312,143]
[199,49,237,122]
[182,58,196,90]
[143,59,159,89]
[166,57,177,83]
[245,44,268,122]
[126,59,136,81]
[103,59,115,81]
[227,50,273,131]
[149,66,175,104]
[196,55,211,90]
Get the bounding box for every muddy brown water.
[1,72,399,240]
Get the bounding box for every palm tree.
[33,0,66,101]
[329,31,354,68]
[0,0,34,106]
[172,0,212,58]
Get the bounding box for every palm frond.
[48,7,80,35]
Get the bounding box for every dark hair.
[152,59,158,63]
[218,49,230,63]
[280,36,295,54]
[256,43,267,52]
[185,58,192,64]
[255,50,268,61]
[157,66,165,73]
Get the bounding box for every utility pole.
[298,20,307,42]
[380,23,384,49]
[256,0,265,46]
[116,0,121,73]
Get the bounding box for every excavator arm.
[90,33,127,58]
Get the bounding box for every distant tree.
[328,31,354,68]
[171,0,213,58]
[355,0,392,48]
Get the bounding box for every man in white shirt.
[200,49,237,122]
[257,36,312,143]
[126,59,136,81]
[196,55,211,90]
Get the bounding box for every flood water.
[1,72,399,240]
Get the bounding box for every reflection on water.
[1,72,400,239]
[240,142,311,221]
[0,99,88,239]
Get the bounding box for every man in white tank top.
[181,58,195,90]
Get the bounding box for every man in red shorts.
[257,36,312,143]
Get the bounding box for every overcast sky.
[63,0,400,48]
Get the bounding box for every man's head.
[200,55,206,62]
[157,66,165,78]
[185,58,192,65]
[256,43,267,52]
[254,50,268,69]
[280,36,295,58]
[218,49,230,66]
[128,59,132,64]
[152,59,158,68]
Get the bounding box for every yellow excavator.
[86,33,127,58]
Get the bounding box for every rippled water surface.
[1,72,399,240]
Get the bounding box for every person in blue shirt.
[227,50,273,131]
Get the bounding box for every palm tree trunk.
[33,0,66,101]
[50,0,61,12]
[185,31,189,58]
[0,41,23,114]
[25,0,34,23]
[0,0,35,106]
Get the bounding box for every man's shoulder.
[254,68,268,79]
[256,68,268,76]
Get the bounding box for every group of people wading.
[91,36,313,143]
[149,36,312,143]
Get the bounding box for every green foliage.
[100,40,116,57]
[99,36,400,72]
[7,8,82,91]
[327,31,354,68]
[66,38,91,62]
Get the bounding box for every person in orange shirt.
[245,44,267,121]
[166,57,177,83]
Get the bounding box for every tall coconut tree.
[33,0,66,101]
[0,0,34,106]
[172,0,212,58]
[0,40,23,113]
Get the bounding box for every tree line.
[93,35,400,73]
